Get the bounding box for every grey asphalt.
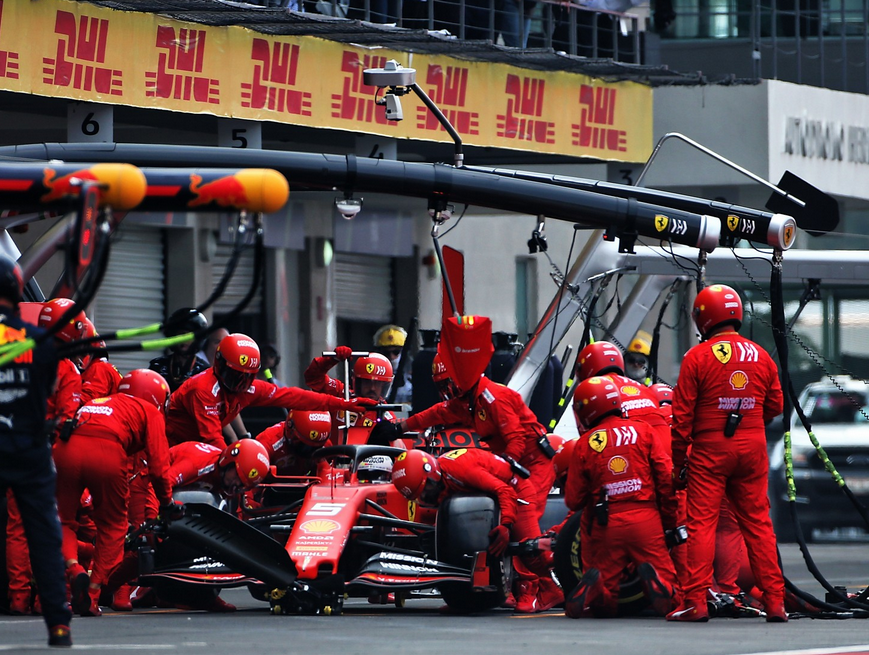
[2,543,868,654]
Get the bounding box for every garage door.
[91,224,165,376]
[212,242,263,315]
[335,253,392,322]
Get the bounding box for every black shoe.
[48,625,72,648]
[638,562,673,616]
[564,568,601,619]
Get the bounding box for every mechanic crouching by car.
[375,316,557,613]
[53,369,175,618]
[391,447,553,613]
[130,438,272,612]
[667,284,787,623]
[165,333,375,448]
[564,376,680,619]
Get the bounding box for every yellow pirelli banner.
[0,0,652,161]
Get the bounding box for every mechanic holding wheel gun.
[667,284,787,623]
[53,369,176,618]
[391,447,553,611]
[372,315,558,613]
[165,333,376,448]
[563,376,681,619]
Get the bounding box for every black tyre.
[436,494,507,613]
[552,511,648,616]
[151,580,218,608]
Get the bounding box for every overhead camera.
[363,60,417,88]
[384,94,403,122]
[335,197,363,220]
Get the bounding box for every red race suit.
[435,447,549,578]
[53,394,173,587]
[165,369,366,448]
[671,330,784,612]
[406,376,555,526]
[565,414,679,616]
[80,358,121,403]
[303,354,398,444]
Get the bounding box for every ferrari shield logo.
[239,354,249,367]
[477,408,487,422]
[727,215,740,232]
[408,501,417,522]
[713,342,732,364]
[783,224,795,248]
[589,430,607,453]
[366,363,375,374]
[654,215,669,232]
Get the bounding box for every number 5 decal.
[307,502,345,516]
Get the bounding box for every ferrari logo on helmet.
[713,342,732,364]
[363,418,373,427]
[247,468,259,479]
[654,215,669,232]
[477,408,487,422]
[396,452,407,462]
[608,455,629,474]
[589,430,607,453]
[727,215,740,232]
[366,363,375,374]
[239,354,249,367]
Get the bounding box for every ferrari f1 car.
[139,442,510,615]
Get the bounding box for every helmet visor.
[217,362,255,393]
[419,478,443,507]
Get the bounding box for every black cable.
[547,227,579,368]
[437,204,467,239]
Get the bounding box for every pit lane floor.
[2,543,868,653]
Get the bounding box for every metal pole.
[431,222,460,318]
[635,132,807,208]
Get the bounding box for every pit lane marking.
[0,644,207,651]
[735,646,869,655]
[510,612,565,618]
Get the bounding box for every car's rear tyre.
[552,511,647,616]
[436,494,507,613]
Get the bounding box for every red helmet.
[693,284,743,338]
[285,410,332,447]
[650,383,674,406]
[432,353,459,401]
[219,439,271,489]
[577,341,624,381]
[391,449,441,501]
[546,433,566,457]
[573,376,622,430]
[214,333,260,392]
[38,298,86,343]
[118,369,170,411]
[553,437,578,480]
[354,353,393,382]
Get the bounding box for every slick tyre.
[436,494,507,613]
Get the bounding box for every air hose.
[769,250,869,614]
